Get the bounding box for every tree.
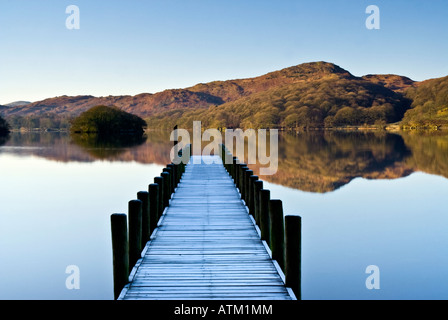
[0,115,10,135]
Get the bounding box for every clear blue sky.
[1,0,447,104]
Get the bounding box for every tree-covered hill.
[401,76,448,127]
[2,61,447,130]
[146,76,411,129]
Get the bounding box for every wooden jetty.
[111,144,301,300]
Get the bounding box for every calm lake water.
[0,130,447,300]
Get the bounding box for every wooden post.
[269,199,285,271]
[161,172,171,208]
[128,199,142,269]
[285,215,302,300]
[154,177,164,218]
[240,165,248,200]
[232,157,238,183]
[111,213,129,300]
[259,189,270,244]
[253,180,263,225]
[238,163,247,199]
[163,167,173,195]
[226,152,233,173]
[234,158,240,187]
[137,191,150,249]
[244,169,253,204]
[148,183,159,234]
[249,175,258,217]
[168,163,177,190]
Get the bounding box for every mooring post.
[232,157,238,183]
[224,151,231,173]
[164,166,174,194]
[128,199,143,269]
[253,180,263,225]
[245,169,253,204]
[238,162,247,199]
[269,199,285,271]
[161,171,171,208]
[249,175,258,216]
[259,189,271,244]
[240,165,248,201]
[111,213,129,300]
[234,158,240,187]
[154,176,164,218]
[285,215,302,300]
[168,163,177,190]
[148,183,159,234]
[137,191,150,249]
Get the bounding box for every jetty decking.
[117,155,296,300]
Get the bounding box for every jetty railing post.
[154,176,164,218]
[245,169,254,205]
[259,189,271,244]
[285,215,302,300]
[249,175,258,216]
[128,199,143,270]
[253,180,263,225]
[238,163,247,199]
[148,183,159,234]
[111,213,129,300]
[161,172,171,208]
[168,163,176,191]
[232,157,238,184]
[234,158,240,187]
[163,167,174,194]
[269,199,285,271]
[137,191,150,249]
[240,165,248,201]
[226,151,232,173]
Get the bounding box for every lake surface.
[0,130,447,300]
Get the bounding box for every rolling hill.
[0,61,445,129]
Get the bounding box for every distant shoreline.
[7,124,447,134]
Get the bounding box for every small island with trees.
[70,105,147,135]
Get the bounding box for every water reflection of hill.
[71,133,148,159]
[400,131,448,180]
[2,130,448,193]
[251,131,414,193]
[250,130,448,192]
[1,131,173,164]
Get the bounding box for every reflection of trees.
[70,133,147,159]
[0,134,9,146]
[400,131,448,179]
[1,131,173,164]
[3,130,448,193]
[249,131,414,193]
